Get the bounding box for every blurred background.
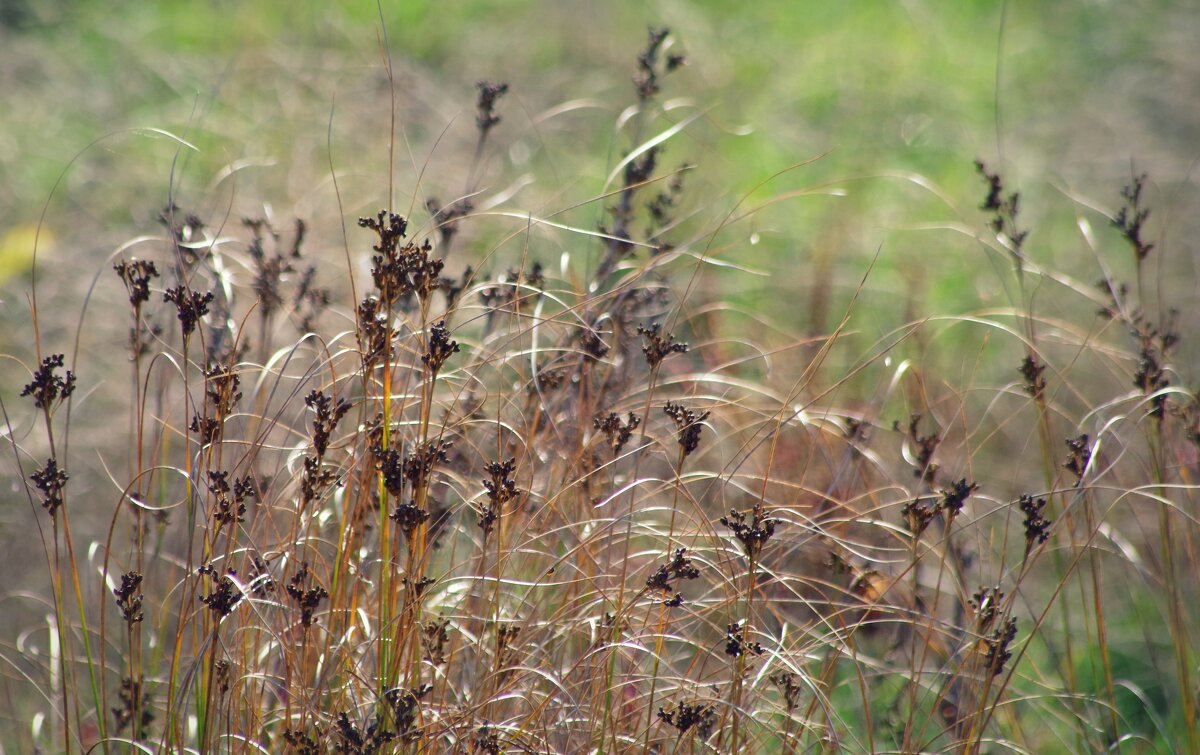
[2,0,1196,307]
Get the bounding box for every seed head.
[163,286,213,338]
[475,80,509,134]
[1018,494,1051,555]
[30,457,68,516]
[422,320,459,374]
[637,322,688,369]
[113,258,159,306]
[21,354,76,410]
[720,502,776,560]
[663,401,709,457]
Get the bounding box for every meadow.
[2,2,1199,752]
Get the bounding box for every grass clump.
[5,19,1200,755]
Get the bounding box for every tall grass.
[5,22,1199,755]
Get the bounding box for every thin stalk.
[376,295,395,698]
[727,548,760,754]
[45,411,107,754]
[640,444,688,755]
[1149,427,1196,752]
[596,361,661,755]
[162,334,195,750]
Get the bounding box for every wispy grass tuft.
[4,19,1200,755]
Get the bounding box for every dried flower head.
[305,389,351,457]
[633,27,681,101]
[126,319,162,359]
[496,623,521,667]
[900,414,940,483]
[476,458,519,537]
[286,562,329,628]
[594,411,641,456]
[578,323,610,361]
[22,354,76,410]
[373,444,406,499]
[531,365,567,394]
[208,470,254,527]
[646,166,689,236]
[292,263,329,333]
[975,159,1028,258]
[391,500,430,538]
[479,457,519,536]
[1096,277,1128,320]
[385,684,432,743]
[637,322,689,369]
[190,414,219,446]
[426,196,474,248]
[1113,173,1154,261]
[663,401,709,457]
[971,586,1005,632]
[356,296,393,370]
[439,265,473,309]
[939,478,979,518]
[720,502,776,560]
[359,210,408,256]
[901,497,939,539]
[113,571,144,624]
[360,209,444,308]
[1018,494,1051,555]
[473,724,502,754]
[770,671,802,712]
[111,676,153,734]
[301,454,338,504]
[724,620,765,658]
[163,286,213,339]
[159,203,205,243]
[30,457,68,516]
[404,576,435,607]
[244,217,295,317]
[159,203,207,269]
[645,547,700,605]
[479,263,545,315]
[113,258,159,306]
[404,439,452,491]
[475,80,509,135]
[623,146,659,192]
[422,618,450,665]
[248,555,277,596]
[333,711,394,754]
[282,729,320,755]
[982,617,1018,676]
[1018,353,1047,400]
[422,320,459,374]
[1063,434,1091,485]
[198,565,243,618]
[1133,329,1171,419]
[657,700,716,738]
[204,361,242,420]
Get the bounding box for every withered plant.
[7,18,1200,755]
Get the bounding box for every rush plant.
[4,18,1199,755]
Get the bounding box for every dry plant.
[5,22,1200,755]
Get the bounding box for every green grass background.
[3,0,1192,308]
